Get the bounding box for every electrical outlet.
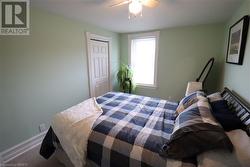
[39,124,46,132]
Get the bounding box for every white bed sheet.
[51,98,102,167]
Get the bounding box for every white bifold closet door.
[89,39,110,97]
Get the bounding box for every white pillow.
[207,92,223,102]
[197,129,250,167]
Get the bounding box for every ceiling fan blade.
[110,0,131,7]
[142,0,159,8]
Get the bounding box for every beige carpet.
[3,145,64,167]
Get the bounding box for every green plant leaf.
[117,64,135,93]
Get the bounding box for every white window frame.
[128,31,159,88]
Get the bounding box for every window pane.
[131,38,156,86]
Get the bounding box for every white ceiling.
[32,0,243,33]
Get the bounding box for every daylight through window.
[129,32,159,87]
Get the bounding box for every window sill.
[136,84,157,89]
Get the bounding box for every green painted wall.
[120,24,225,101]
[0,41,3,129]
[2,3,245,153]
[221,0,250,103]
[0,8,120,151]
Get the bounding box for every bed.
[40,87,250,167]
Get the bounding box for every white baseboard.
[0,131,47,164]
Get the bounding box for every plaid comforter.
[87,92,196,167]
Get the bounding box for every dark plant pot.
[123,78,132,94]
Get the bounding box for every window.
[129,31,159,87]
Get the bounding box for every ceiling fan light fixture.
[110,0,159,19]
[129,0,142,16]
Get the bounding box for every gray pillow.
[198,129,250,167]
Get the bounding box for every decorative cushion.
[176,91,207,114]
[210,100,245,131]
[197,129,250,167]
[159,100,233,159]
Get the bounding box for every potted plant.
[117,64,135,93]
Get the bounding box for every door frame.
[86,32,112,97]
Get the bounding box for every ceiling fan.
[110,0,159,18]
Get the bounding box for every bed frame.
[221,87,250,136]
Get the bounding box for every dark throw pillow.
[210,100,246,131]
[159,100,233,159]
